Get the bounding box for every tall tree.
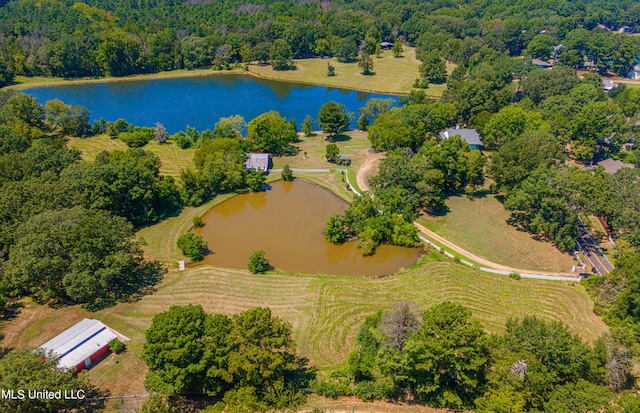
[246,111,297,155]
[318,101,351,138]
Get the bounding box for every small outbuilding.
[380,42,394,50]
[439,127,484,150]
[596,158,636,175]
[245,153,271,172]
[603,80,615,91]
[337,154,351,165]
[39,318,129,373]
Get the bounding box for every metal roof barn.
[39,318,118,373]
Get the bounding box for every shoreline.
[4,64,422,97]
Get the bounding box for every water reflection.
[195,180,422,276]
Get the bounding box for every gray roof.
[597,158,636,175]
[338,154,351,160]
[246,153,270,171]
[40,319,117,370]
[439,128,483,147]
[531,58,552,67]
[380,42,394,46]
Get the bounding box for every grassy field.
[248,47,453,97]
[1,252,607,398]
[67,135,196,180]
[419,193,578,272]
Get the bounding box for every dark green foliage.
[3,206,159,306]
[357,98,395,131]
[281,164,294,181]
[192,215,204,228]
[521,66,581,105]
[248,250,270,274]
[270,39,294,71]
[318,101,351,137]
[44,99,90,136]
[325,143,339,162]
[142,306,311,410]
[246,169,266,192]
[119,128,154,148]
[246,111,297,155]
[418,52,447,85]
[60,149,182,226]
[301,115,314,136]
[177,232,208,261]
[0,348,104,413]
[489,132,564,188]
[109,338,125,354]
[335,38,358,63]
[357,53,374,75]
[139,393,174,413]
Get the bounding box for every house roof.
[597,158,636,175]
[380,42,394,46]
[246,153,270,170]
[338,154,350,160]
[603,80,615,90]
[531,58,552,67]
[439,128,483,147]
[40,319,117,370]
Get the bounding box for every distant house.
[629,64,640,80]
[40,319,129,373]
[380,42,394,50]
[622,142,635,152]
[596,158,636,175]
[245,153,271,172]
[603,80,615,91]
[531,58,553,69]
[598,23,612,32]
[439,127,483,150]
[619,26,633,34]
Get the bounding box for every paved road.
[576,217,615,275]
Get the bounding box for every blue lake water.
[25,74,398,133]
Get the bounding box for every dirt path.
[356,150,385,193]
[355,156,577,278]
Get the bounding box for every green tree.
[418,52,447,84]
[246,168,266,192]
[335,38,358,63]
[213,115,245,139]
[177,232,208,261]
[0,93,45,129]
[142,305,233,396]
[4,206,157,305]
[269,39,294,71]
[318,101,351,138]
[246,111,297,155]
[248,250,271,274]
[525,34,554,59]
[404,302,490,408]
[0,348,103,413]
[521,66,581,104]
[301,115,314,136]
[358,53,374,75]
[281,164,294,181]
[325,143,339,162]
[392,40,403,57]
[227,307,311,408]
[482,106,547,149]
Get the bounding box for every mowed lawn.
[1,252,606,397]
[419,193,578,272]
[248,47,454,97]
[67,135,196,180]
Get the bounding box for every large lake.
[194,180,422,276]
[25,74,398,133]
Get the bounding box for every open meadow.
[418,193,577,273]
[247,47,453,97]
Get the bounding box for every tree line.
[1,0,640,88]
[314,300,639,412]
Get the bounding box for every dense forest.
[1,0,640,86]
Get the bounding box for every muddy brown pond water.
[194,180,423,276]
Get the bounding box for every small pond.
[193,180,422,276]
[25,74,398,133]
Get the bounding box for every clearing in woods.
[418,193,578,273]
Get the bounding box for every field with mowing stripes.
[1,252,607,397]
[67,135,196,180]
